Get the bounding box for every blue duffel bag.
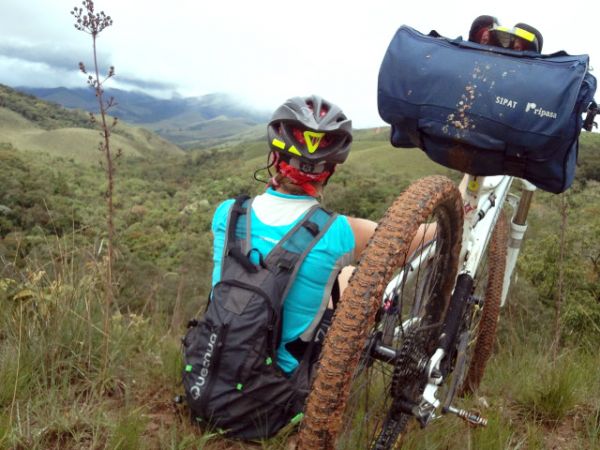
[378,25,597,193]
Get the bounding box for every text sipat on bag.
[377,25,596,193]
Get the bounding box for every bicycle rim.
[298,176,463,450]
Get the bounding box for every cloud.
[0,39,111,73]
[0,55,82,88]
[0,38,179,99]
[114,75,178,92]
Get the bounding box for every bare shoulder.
[346,216,378,234]
[346,216,378,259]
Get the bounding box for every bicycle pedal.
[444,405,488,427]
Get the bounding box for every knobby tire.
[297,176,463,450]
[459,212,508,395]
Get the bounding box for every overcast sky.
[1,0,598,128]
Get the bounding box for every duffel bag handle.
[583,101,598,131]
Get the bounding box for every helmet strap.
[254,151,279,185]
[267,151,281,189]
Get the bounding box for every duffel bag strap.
[583,100,598,131]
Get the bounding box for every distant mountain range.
[15,87,270,148]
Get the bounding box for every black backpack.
[182,195,337,439]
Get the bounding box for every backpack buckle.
[303,221,320,237]
[278,256,294,271]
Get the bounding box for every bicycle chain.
[370,329,430,450]
[372,413,409,450]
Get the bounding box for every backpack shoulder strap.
[221,195,255,274]
[266,205,338,304]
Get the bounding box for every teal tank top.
[211,188,355,373]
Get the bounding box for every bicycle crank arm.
[443,405,488,427]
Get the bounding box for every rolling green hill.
[0,84,184,163]
[147,115,266,149]
[16,86,270,148]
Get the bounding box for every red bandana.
[275,160,331,197]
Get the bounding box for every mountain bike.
[296,172,536,449]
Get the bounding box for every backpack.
[181,195,337,439]
[377,26,597,194]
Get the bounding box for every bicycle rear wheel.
[298,176,463,450]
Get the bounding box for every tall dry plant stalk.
[71,0,119,371]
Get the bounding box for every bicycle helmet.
[266,96,353,196]
[268,95,353,167]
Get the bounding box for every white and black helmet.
[267,95,353,168]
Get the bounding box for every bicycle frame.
[459,174,536,305]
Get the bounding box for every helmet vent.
[319,104,329,117]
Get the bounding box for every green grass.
[0,249,191,449]
[4,224,599,449]
[515,356,582,425]
[584,407,600,448]
[0,107,41,131]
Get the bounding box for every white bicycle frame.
[385,173,536,424]
[459,174,536,306]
